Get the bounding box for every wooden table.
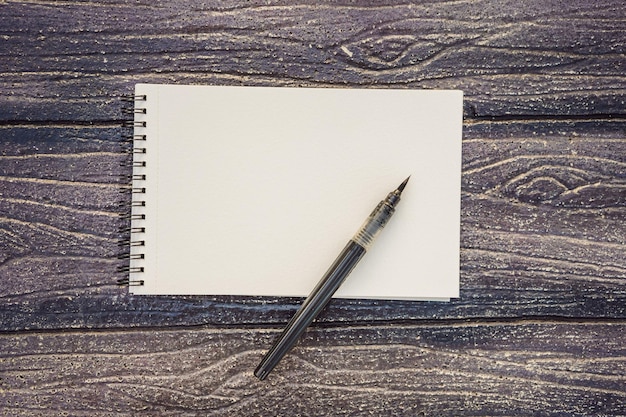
[2,1,625,415]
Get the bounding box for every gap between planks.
[2,316,625,337]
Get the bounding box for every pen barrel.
[254,241,366,380]
[255,186,404,380]
[352,200,396,250]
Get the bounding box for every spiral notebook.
[123,84,463,300]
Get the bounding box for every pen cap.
[352,200,396,250]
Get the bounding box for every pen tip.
[397,176,410,193]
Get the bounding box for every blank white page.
[129,84,462,300]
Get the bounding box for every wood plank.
[0,0,624,121]
[1,121,624,330]
[1,322,624,415]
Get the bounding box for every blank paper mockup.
[127,84,462,300]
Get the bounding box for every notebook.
[124,84,462,300]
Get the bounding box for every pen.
[254,176,410,380]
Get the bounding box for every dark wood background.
[1,0,625,415]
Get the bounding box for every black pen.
[254,176,410,380]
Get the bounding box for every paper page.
[129,84,462,299]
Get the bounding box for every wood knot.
[337,35,440,71]
[465,155,626,208]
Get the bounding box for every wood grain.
[1,0,625,414]
[1,322,624,415]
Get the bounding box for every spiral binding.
[118,93,147,287]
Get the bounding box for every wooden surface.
[1,0,625,415]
